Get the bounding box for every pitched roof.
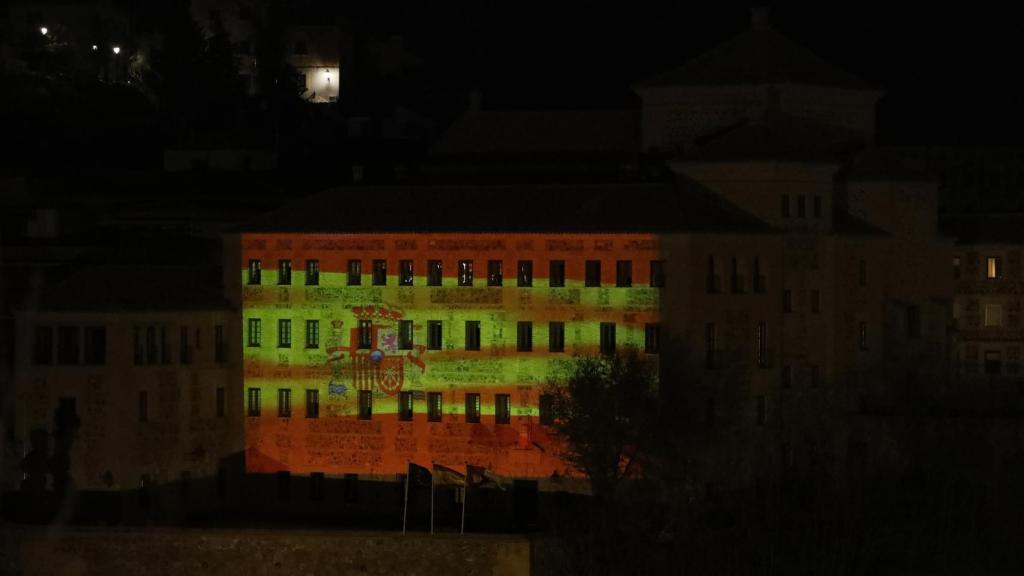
[638,25,874,90]
[240,182,774,235]
[677,109,862,163]
[28,265,231,312]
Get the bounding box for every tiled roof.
[240,182,774,235]
[638,25,874,90]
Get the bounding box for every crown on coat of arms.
[351,305,403,321]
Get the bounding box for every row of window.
[246,388,554,425]
[705,257,771,294]
[247,318,660,355]
[780,194,824,219]
[954,255,1008,280]
[32,326,106,366]
[132,325,227,366]
[783,289,822,314]
[247,258,667,288]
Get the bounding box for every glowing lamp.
[112,46,121,55]
[92,44,98,51]
[40,27,48,36]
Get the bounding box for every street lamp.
[40,27,48,36]
[112,46,121,55]
[92,44,98,51]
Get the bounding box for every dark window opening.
[84,326,106,366]
[518,260,533,287]
[33,326,53,365]
[347,260,362,285]
[278,259,292,285]
[305,259,320,285]
[495,394,511,424]
[399,391,413,421]
[549,260,565,287]
[487,260,503,286]
[539,394,554,425]
[306,389,320,418]
[465,393,481,423]
[458,260,473,286]
[247,387,261,417]
[278,319,291,348]
[427,321,443,350]
[357,389,371,420]
[616,260,632,287]
[645,323,660,354]
[465,321,481,351]
[427,260,443,286]
[427,392,442,422]
[399,260,414,285]
[279,389,292,418]
[248,259,261,285]
[517,321,533,352]
[549,322,565,353]
[372,260,387,285]
[585,260,601,287]
[600,322,616,356]
[358,319,372,349]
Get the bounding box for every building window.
[372,260,387,285]
[278,319,291,348]
[984,350,1002,375]
[215,325,226,362]
[600,322,616,356]
[813,195,822,218]
[811,290,820,314]
[161,327,170,364]
[427,321,443,350]
[33,326,53,365]
[705,323,716,368]
[398,320,413,350]
[797,195,806,218]
[539,394,554,425]
[988,256,1002,279]
[495,394,511,424]
[248,259,261,285]
[753,258,765,293]
[427,392,442,422]
[56,326,79,365]
[517,321,533,352]
[465,393,481,423]
[907,306,921,338]
[756,395,767,425]
[731,258,745,293]
[248,319,262,347]
[859,321,868,350]
[399,260,414,286]
[616,260,632,287]
[465,321,481,351]
[360,387,376,420]
[347,260,362,285]
[358,319,372,349]
[756,322,768,368]
[549,322,565,353]
[427,260,443,286]
[810,365,820,388]
[645,323,660,354]
[953,256,961,280]
[399,391,414,421]
[139,391,148,422]
[216,387,225,417]
[707,257,720,293]
[307,389,320,419]
[134,327,144,365]
[650,260,666,288]
[782,365,792,389]
[549,260,565,287]
[487,260,503,286]
[83,326,106,366]
[585,260,601,287]
[859,260,868,286]
[781,195,790,217]
[306,320,319,348]
[247,388,261,416]
[985,304,1003,327]
[783,290,793,313]
[278,259,292,285]
[146,326,158,364]
[279,389,292,417]
[458,260,474,286]
[517,260,533,287]
[179,326,190,365]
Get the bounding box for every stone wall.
[1,526,530,576]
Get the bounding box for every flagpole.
[430,471,435,536]
[402,462,410,534]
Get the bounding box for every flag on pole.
[467,465,505,490]
[409,462,432,487]
[432,463,466,487]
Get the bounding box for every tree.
[544,351,659,500]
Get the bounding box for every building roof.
[27,265,231,312]
[240,182,774,235]
[941,213,1024,245]
[427,109,638,162]
[677,109,862,164]
[637,23,874,90]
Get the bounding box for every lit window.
[465,393,481,423]
[278,259,292,285]
[985,304,1003,327]
[278,319,291,348]
[458,260,473,286]
[347,260,362,285]
[988,257,1002,279]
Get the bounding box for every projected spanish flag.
[241,232,661,479]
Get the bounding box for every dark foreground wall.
[0,526,530,576]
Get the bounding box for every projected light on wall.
[241,233,661,478]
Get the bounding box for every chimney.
[750,7,770,31]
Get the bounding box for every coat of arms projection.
[241,233,661,478]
